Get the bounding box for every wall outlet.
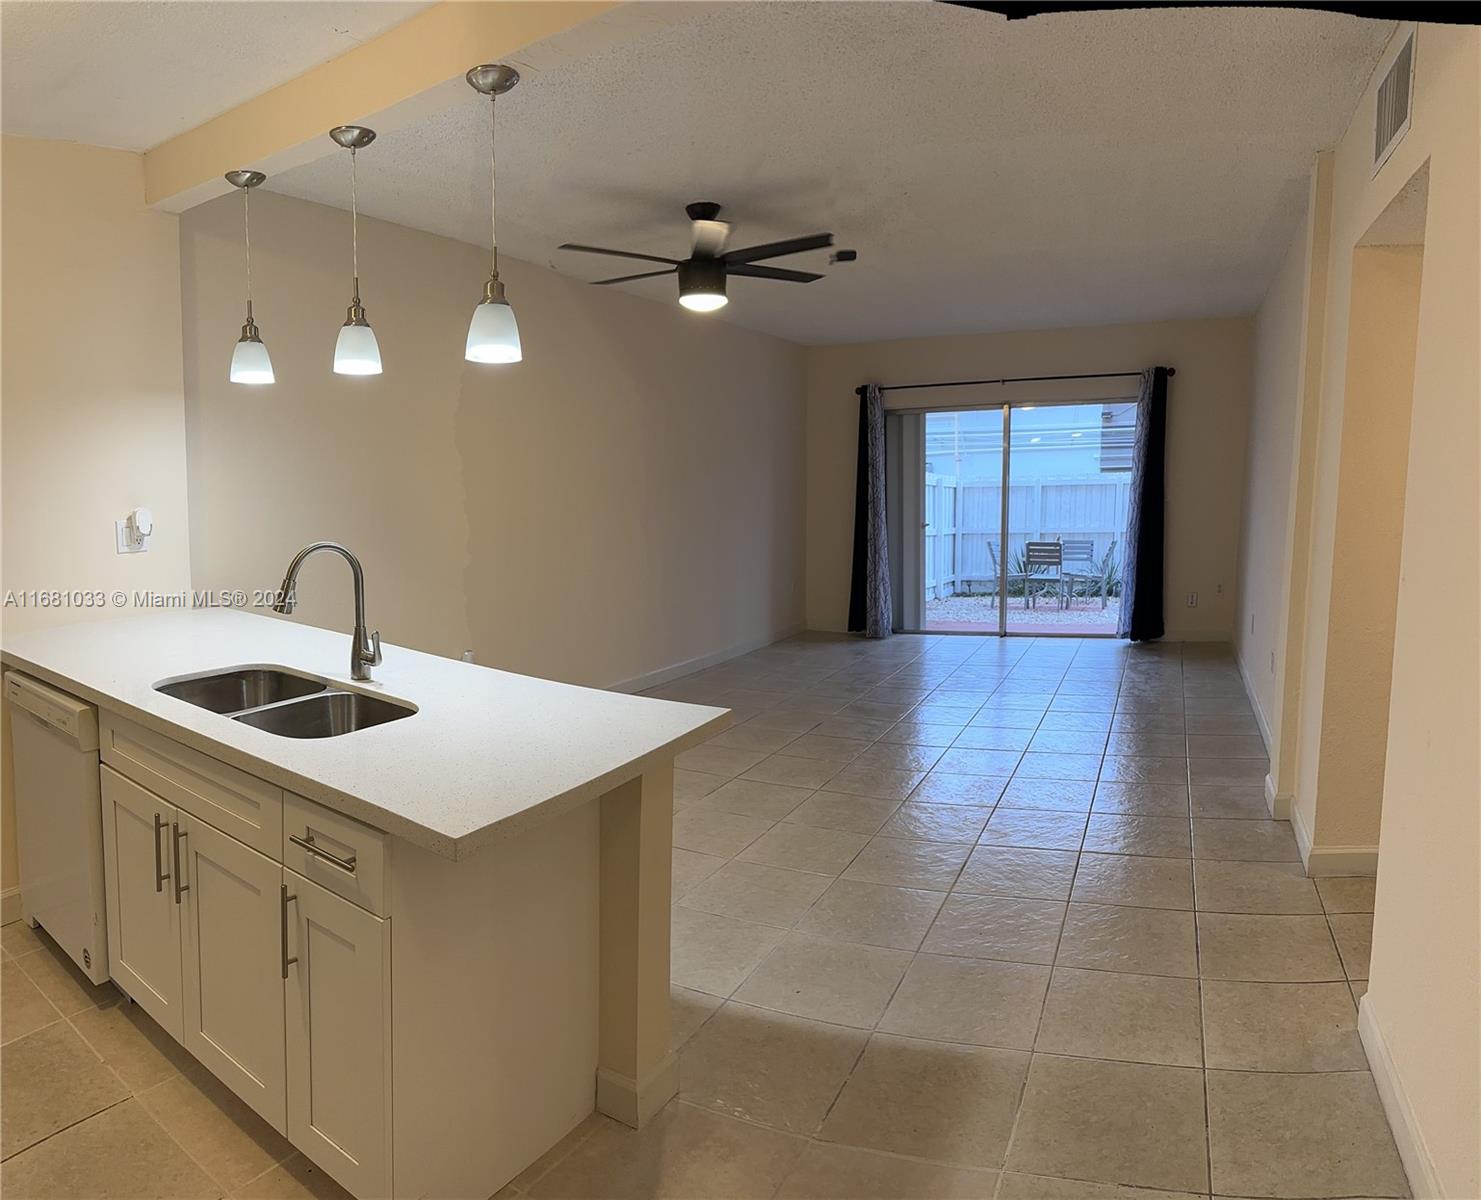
[115,519,148,554]
[1186,592,1198,607]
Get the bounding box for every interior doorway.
[917,399,1136,636]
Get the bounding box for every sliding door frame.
[910,395,1126,639]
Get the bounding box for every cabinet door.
[285,871,391,1199]
[178,813,287,1133]
[100,765,183,1040]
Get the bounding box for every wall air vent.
[1373,31,1415,175]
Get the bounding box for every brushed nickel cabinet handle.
[289,832,357,875]
[153,813,170,893]
[171,822,189,905]
[281,884,298,980]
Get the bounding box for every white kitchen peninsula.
[1,610,727,1200]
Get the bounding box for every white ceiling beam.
[142,1,628,212]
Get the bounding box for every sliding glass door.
[918,399,1135,637]
[922,409,1004,631]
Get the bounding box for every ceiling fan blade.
[559,243,680,266]
[724,232,833,265]
[591,268,677,285]
[727,263,823,283]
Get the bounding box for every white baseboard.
[605,624,806,695]
[1359,993,1439,1198]
[1305,844,1380,875]
[1234,648,1275,753]
[1164,627,1238,642]
[1234,652,1292,819]
[1291,802,1379,875]
[1263,773,1291,820]
[0,887,21,926]
[596,1053,679,1129]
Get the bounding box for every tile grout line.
[989,635,1105,1199]
[1185,648,1219,1199]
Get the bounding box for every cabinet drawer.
[283,792,387,916]
[101,714,282,858]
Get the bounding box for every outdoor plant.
[1008,549,1034,598]
[1097,544,1123,598]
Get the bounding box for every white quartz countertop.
[1,610,728,859]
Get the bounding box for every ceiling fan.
[559,202,852,313]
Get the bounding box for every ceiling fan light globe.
[679,292,728,313]
[465,298,522,363]
[677,256,727,313]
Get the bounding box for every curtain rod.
[855,368,1174,397]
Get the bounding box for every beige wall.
[179,190,806,690]
[1298,244,1422,850]
[0,137,193,899]
[1363,27,1480,1199]
[1234,218,1310,741]
[1233,23,1480,1197]
[805,318,1254,637]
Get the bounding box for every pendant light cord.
[350,147,360,300]
[489,94,498,279]
[243,186,254,315]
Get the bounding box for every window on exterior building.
[1099,402,1137,472]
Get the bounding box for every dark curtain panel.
[1118,366,1170,641]
[847,384,893,638]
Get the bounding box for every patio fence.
[925,473,1131,600]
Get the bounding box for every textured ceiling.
[0,0,431,151]
[262,2,1392,344]
[3,1,1392,344]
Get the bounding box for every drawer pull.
[289,832,357,874]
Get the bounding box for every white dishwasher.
[5,670,109,983]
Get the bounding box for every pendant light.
[329,125,382,376]
[463,64,522,364]
[225,170,274,384]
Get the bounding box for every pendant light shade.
[464,64,521,365]
[465,278,521,363]
[230,333,275,384]
[333,322,383,375]
[329,126,382,376]
[225,170,274,385]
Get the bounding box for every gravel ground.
[925,593,1119,630]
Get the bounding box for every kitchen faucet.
[272,542,382,681]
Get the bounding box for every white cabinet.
[178,813,287,1133]
[100,765,183,1040]
[285,871,391,1199]
[100,727,391,1199]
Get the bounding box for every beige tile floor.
[0,634,1402,1200]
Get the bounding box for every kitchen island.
[1,609,728,1200]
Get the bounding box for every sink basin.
[157,668,325,714]
[233,691,415,739]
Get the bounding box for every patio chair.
[1023,541,1065,609]
[1060,539,1096,609]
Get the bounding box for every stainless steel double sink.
[155,667,415,738]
